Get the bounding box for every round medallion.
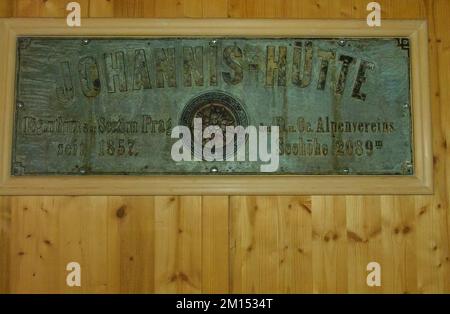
[179,91,249,159]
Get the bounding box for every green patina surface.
[12,37,413,175]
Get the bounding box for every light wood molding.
[0,18,433,195]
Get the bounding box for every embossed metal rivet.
[403,161,413,174]
[338,40,346,46]
[17,101,24,109]
[81,39,90,45]
[343,168,350,174]
[13,162,25,175]
[403,103,410,109]
[209,39,218,46]
[210,166,218,173]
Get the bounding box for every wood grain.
[0,0,448,294]
[202,196,229,293]
[154,196,202,293]
[0,197,11,292]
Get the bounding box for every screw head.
[403,161,413,174]
[17,101,24,109]
[210,166,218,173]
[342,168,350,174]
[81,39,90,45]
[338,40,346,46]
[79,168,86,174]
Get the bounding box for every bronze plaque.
[12,37,413,175]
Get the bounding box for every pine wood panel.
[230,196,313,293]
[0,0,448,294]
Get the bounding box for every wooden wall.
[0,0,448,293]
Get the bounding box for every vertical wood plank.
[303,0,351,295]
[381,196,418,293]
[107,197,155,293]
[244,0,265,18]
[277,196,313,293]
[0,0,13,17]
[261,0,282,18]
[346,196,382,293]
[0,0,9,292]
[311,196,347,293]
[227,0,245,18]
[89,0,114,17]
[9,1,55,295]
[13,0,40,17]
[8,196,112,293]
[229,196,245,293]
[376,1,422,295]
[328,0,352,18]
[414,195,437,293]
[390,0,426,19]
[57,197,111,293]
[230,196,312,293]
[415,0,450,294]
[0,197,11,293]
[282,0,301,18]
[54,197,86,294]
[9,197,60,293]
[14,0,89,17]
[202,196,229,293]
[113,0,145,17]
[154,196,202,293]
[435,0,450,292]
[230,196,279,293]
[154,196,178,293]
[10,0,114,295]
[74,197,110,293]
[298,0,330,18]
[347,3,384,296]
[183,0,202,17]
[203,0,228,17]
[154,0,184,18]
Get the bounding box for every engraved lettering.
[292,42,312,88]
[336,55,355,95]
[133,49,152,90]
[183,46,204,87]
[56,61,74,102]
[155,48,177,88]
[352,60,375,101]
[209,45,218,86]
[317,50,335,90]
[266,45,287,86]
[104,51,128,93]
[13,38,412,176]
[222,46,243,85]
[78,56,101,97]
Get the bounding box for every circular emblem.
[179,91,249,159]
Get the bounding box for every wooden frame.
[0,19,432,195]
